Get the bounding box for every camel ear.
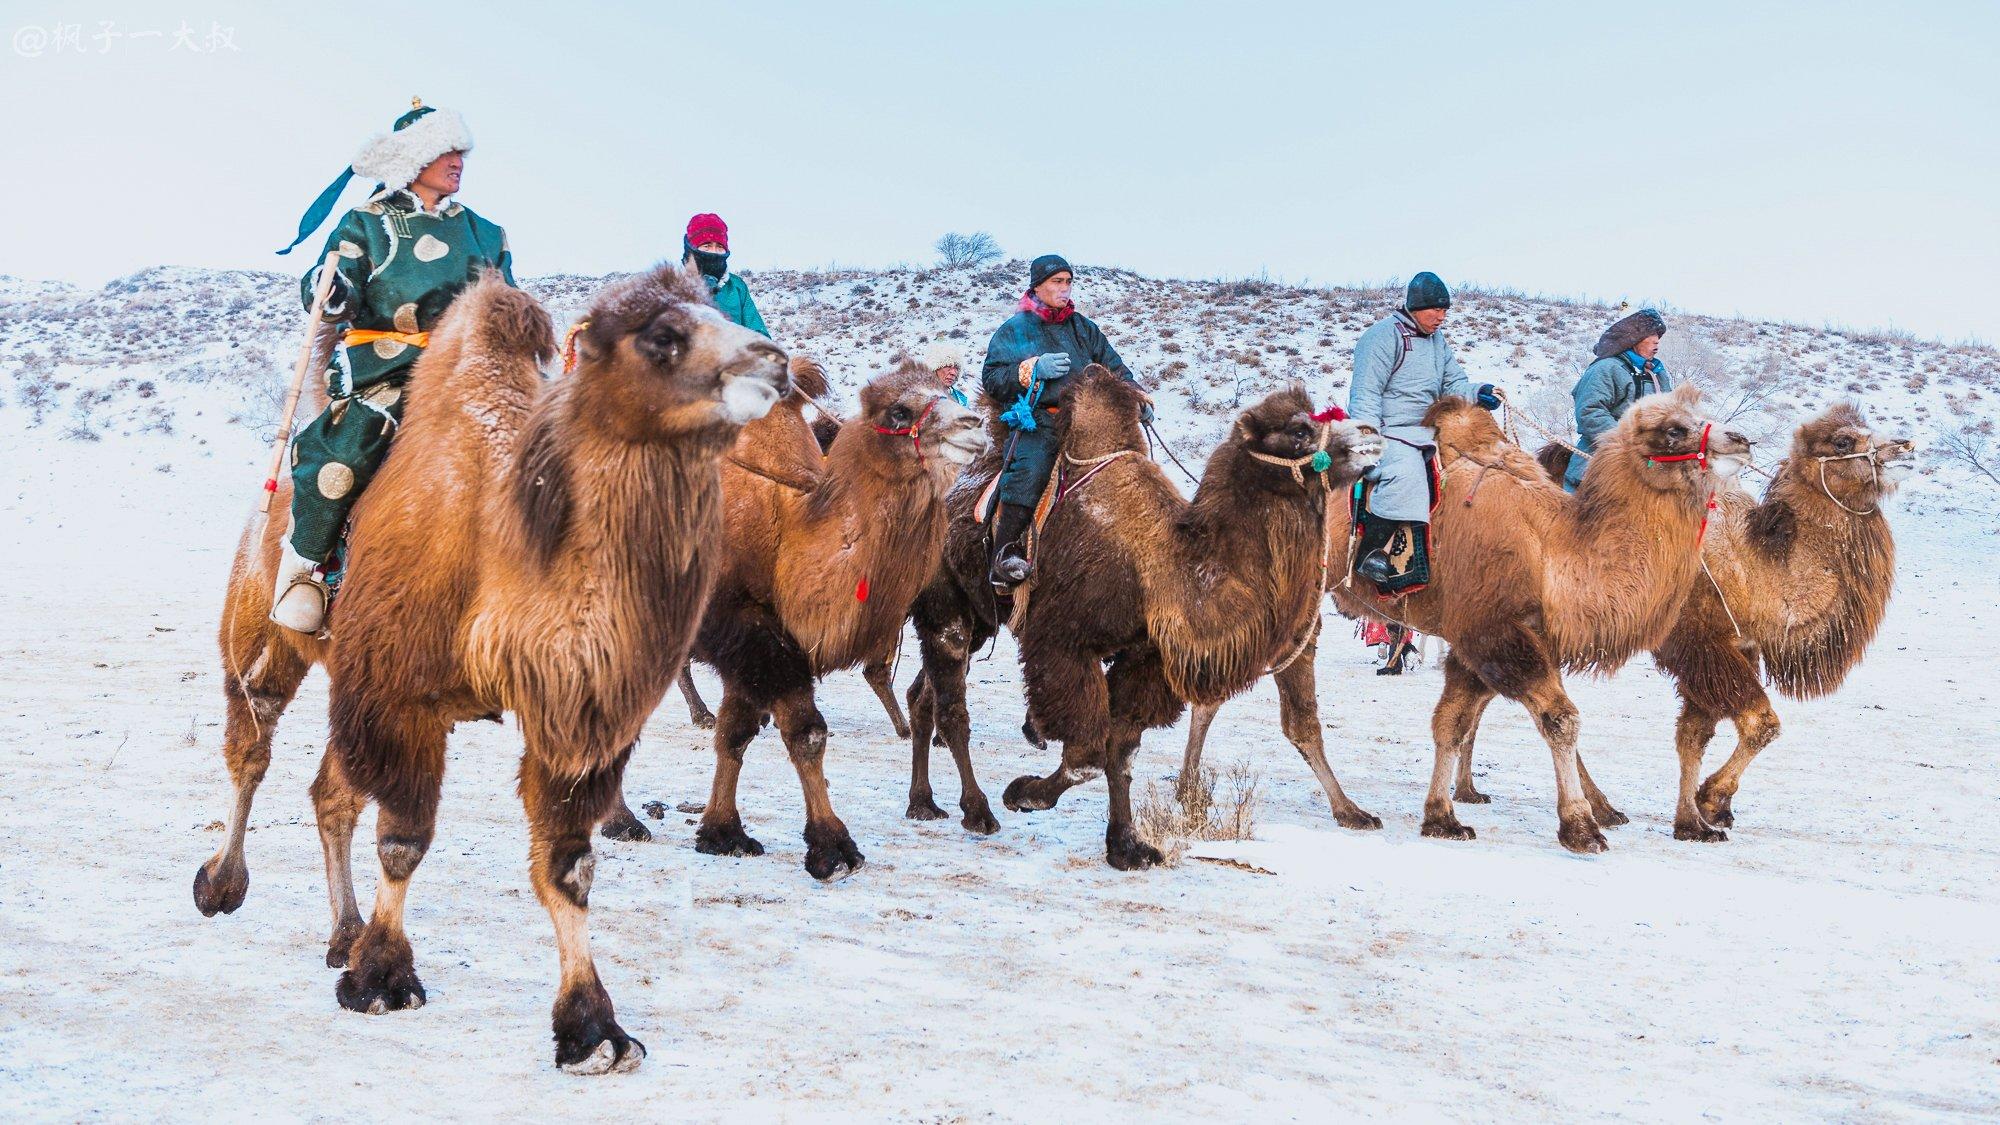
[1671,382,1701,406]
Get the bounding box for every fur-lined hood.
[1593,308,1667,360]
[351,109,473,192]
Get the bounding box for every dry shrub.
[1134,760,1260,866]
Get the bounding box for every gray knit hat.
[1405,271,1452,312]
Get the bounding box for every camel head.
[565,263,790,440]
[1230,385,1383,488]
[846,359,987,476]
[1613,383,1755,495]
[1788,403,1915,512]
[1062,365,1150,459]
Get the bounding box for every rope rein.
[1815,444,1882,515]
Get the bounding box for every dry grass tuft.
[1135,760,1260,866]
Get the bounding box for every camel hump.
[788,354,829,402]
[1422,396,1500,447]
[1535,443,1571,483]
[456,273,557,365]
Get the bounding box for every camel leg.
[310,749,368,968]
[862,654,912,740]
[333,708,446,1016]
[694,691,766,858]
[596,742,653,843]
[193,632,309,918]
[1179,702,1218,805]
[1422,654,1492,841]
[1671,702,1729,841]
[771,689,865,882]
[1517,672,1605,855]
[1274,641,1381,830]
[677,666,717,730]
[913,623,998,834]
[905,667,949,821]
[1452,692,1494,804]
[1574,754,1629,827]
[1102,723,1163,870]
[521,746,645,1074]
[1695,697,1782,832]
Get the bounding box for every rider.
[980,254,1144,589]
[1565,308,1671,491]
[270,99,513,633]
[682,213,769,337]
[1346,272,1500,596]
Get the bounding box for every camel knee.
[1535,705,1580,746]
[376,836,430,882]
[544,845,595,909]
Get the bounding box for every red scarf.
[1019,290,1076,324]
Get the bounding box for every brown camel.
[1524,405,1911,839]
[195,265,789,1073]
[631,358,987,880]
[1329,384,1752,853]
[906,369,1384,867]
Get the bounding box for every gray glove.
[1031,352,1072,382]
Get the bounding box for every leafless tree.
[1937,418,2000,488]
[934,231,1003,269]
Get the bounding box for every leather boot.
[270,538,330,634]
[988,502,1035,589]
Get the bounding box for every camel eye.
[1667,424,1688,442]
[888,405,912,426]
[1290,424,1311,439]
[636,321,685,366]
[1834,434,1854,453]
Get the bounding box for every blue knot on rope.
[1310,450,1332,475]
[1000,373,1044,431]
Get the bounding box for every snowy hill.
[4,262,1996,514]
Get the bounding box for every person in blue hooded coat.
[1564,308,1672,491]
[1344,272,1501,596]
[980,254,1142,588]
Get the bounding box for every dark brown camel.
[905,369,1383,867]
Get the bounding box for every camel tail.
[788,354,829,402]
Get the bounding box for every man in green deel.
[269,98,514,633]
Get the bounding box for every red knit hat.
[685,213,729,251]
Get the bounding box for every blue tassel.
[276,167,356,255]
[1000,371,1044,431]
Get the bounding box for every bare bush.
[1937,417,2000,488]
[1134,761,1260,866]
[934,231,1003,269]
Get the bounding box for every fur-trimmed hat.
[1593,308,1668,359]
[276,98,474,255]
[351,102,473,195]
[924,339,962,373]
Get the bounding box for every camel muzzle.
[718,357,789,425]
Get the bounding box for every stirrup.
[1356,550,1394,585]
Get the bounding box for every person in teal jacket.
[1565,308,1672,491]
[682,213,768,336]
[268,99,513,634]
[980,253,1142,588]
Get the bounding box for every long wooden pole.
[259,249,344,513]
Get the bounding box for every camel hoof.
[325,918,364,969]
[1596,807,1631,828]
[1699,800,1736,828]
[906,795,949,822]
[890,718,913,740]
[335,963,426,1015]
[1334,808,1384,832]
[599,808,653,843]
[559,1032,646,1076]
[1558,820,1609,855]
[1106,831,1165,871]
[803,822,866,883]
[1674,821,1729,843]
[694,822,765,858]
[687,709,717,731]
[1021,718,1046,750]
[1002,776,1057,812]
[1421,819,1476,842]
[1453,787,1492,805]
[191,857,247,917]
[960,803,1001,836]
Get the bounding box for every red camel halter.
[1643,422,1719,545]
[874,395,943,465]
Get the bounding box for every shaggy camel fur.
[906,369,1383,867]
[1330,384,1751,853]
[1522,406,1909,839]
[196,265,789,1073]
[664,359,986,879]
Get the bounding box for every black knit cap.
[1029,254,1074,288]
[1405,271,1452,312]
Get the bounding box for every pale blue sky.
[4,0,1995,341]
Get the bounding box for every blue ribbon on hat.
[277,102,434,255]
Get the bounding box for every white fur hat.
[351,104,473,192]
[925,339,962,373]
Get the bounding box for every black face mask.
[687,244,729,280]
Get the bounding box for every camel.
[194,265,789,1073]
[609,358,986,880]
[1521,405,1911,839]
[1328,384,1751,852]
[905,369,1384,867]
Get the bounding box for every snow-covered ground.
[2,270,1997,1120]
